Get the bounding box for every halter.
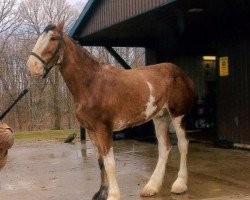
[0,31,64,121]
[30,32,64,78]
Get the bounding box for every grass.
[14,129,81,142]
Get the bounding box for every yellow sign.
[219,57,229,76]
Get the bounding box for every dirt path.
[0,140,250,200]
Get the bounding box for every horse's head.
[27,22,64,76]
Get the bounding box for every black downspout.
[105,46,131,69]
[80,126,86,143]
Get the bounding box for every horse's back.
[99,62,195,117]
[102,62,195,108]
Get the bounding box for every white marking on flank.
[114,120,127,131]
[144,81,157,119]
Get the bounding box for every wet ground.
[0,140,250,200]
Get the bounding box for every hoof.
[107,193,120,200]
[92,186,108,200]
[107,197,119,200]
[140,183,159,197]
[171,178,187,194]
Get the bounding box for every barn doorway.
[174,55,218,143]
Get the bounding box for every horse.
[27,22,195,200]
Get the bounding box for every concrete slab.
[0,140,250,200]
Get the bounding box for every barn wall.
[146,49,209,99]
[217,34,250,143]
[146,35,250,144]
[172,57,205,98]
[80,0,174,37]
[145,48,157,65]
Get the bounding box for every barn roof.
[69,0,176,46]
[69,0,250,47]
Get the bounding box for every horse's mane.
[42,23,100,65]
[67,36,101,65]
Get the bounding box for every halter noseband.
[30,52,48,66]
[30,32,64,77]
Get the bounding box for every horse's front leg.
[89,129,120,200]
[92,156,109,200]
[89,132,109,200]
[103,147,120,200]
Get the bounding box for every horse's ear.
[48,20,53,25]
[56,21,65,32]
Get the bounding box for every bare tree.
[0,0,23,128]
[0,0,21,59]
[0,0,80,130]
[0,0,145,131]
[18,0,80,130]
[19,0,78,35]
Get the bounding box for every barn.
[69,0,250,146]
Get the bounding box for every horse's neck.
[60,34,101,101]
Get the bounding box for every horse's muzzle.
[27,56,44,76]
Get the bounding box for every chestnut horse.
[27,22,195,200]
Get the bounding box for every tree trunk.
[53,68,61,130]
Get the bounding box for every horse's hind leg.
[171,115,188,194]
[140,109,172,197]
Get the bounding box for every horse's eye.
[51,36,56,41]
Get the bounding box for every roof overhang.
[69,0,250,48]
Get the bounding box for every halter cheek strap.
[30,33,64,75]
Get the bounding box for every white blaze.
[27,31,53,75]
[32,31,52,56]
[144,81,157,119]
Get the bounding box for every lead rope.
[0,33,64,121]
[0,58,60,121]
[0,74,50,121]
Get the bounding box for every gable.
[70,0,175,38]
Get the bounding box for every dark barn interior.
[71,0,250,145]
